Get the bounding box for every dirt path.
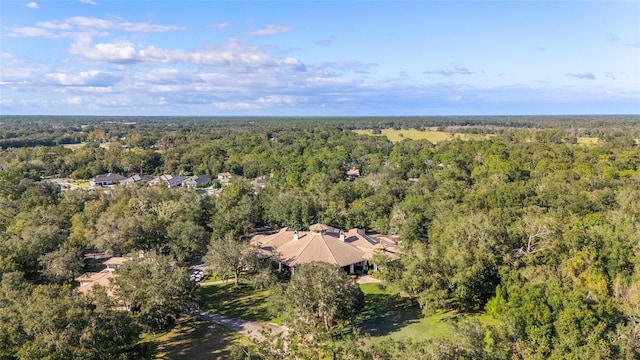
[356,275,382,284]
[193,310,288,342]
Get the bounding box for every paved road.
[193,310,288,342]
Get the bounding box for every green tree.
[38,246,84,283]
[111,255,196,332]
[0,273,151,360]
[269,262,364,335]
[203,234,262,286]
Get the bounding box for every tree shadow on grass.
[155,319,241,360]
[357,291,423,337]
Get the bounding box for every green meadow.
[353,128,493,143]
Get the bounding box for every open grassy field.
[153,318,248,360]
[62,142,112,151]
[67,180,92,189]
[358,283,499,344]
[577,137,600,145]
[189,281,499,354]
[353,128,493,143]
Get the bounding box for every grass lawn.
[67,180,92,189]
[197,282,277,323]
[62,142,112,151]
[153,318,248,360]
[353,129,492,143]
[195,281,498,348]
[357,283,424,338]
[577,136,600,145]
[358,283,499,344]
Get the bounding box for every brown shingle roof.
[75,270,114,294]
[309,223,330,233]
[252,226,400,268]
[250,227,297,252]
[103,257,128,266]
[277,232,365,267]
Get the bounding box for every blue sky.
[1,1,639,116]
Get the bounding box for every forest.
[0,115,639,359]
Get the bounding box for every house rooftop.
[252,224,399,269]
[93,173,126,182]
[104,256,128,266]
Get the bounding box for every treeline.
[2,115,640,148]
[0,117,639,358]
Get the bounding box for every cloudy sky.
[1,1,639,116]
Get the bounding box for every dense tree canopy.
[1,115,639,358]
[269,262,364,335]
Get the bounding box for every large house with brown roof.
[251,223,398,275]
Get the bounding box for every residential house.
[149,174,186,188]
[251,223,398,275]
[251,175,269,192]
[90,173,126,187]
[75,256,130,295]
[217,172,236,186]
[104,256,128,271]
[120,174,151,185]
[346,168,361,181]
[75,270,115,295]
[183,174,213,188]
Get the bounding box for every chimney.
[293,230,299,241]
[339,230,345,242]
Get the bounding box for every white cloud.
[134,68,198,85]
[313,61,376,74]
[44,70,121,87]
[79,0,97,5]
[0,99,14,107]
[69,41,140,63]
[26,2,38,9]
[68,39,290,69]
[35,16,184,32]
[10,27,54,37]
[208,22,229,29]
[424,65,474,77]
[250,24,292,36]
[565,72,596,80]
[257,95,300,105]
[316,36,336,47]
[212,101,259,110]
[66,97,83,105]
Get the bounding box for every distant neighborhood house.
[149,174,186,188]
[217,172,236,185]
[120,174,151,185]
[251,174,270,191]
[183,174,213,188]
[90,173,127,187]
[86,172,215,191]
[346,168,361,181]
